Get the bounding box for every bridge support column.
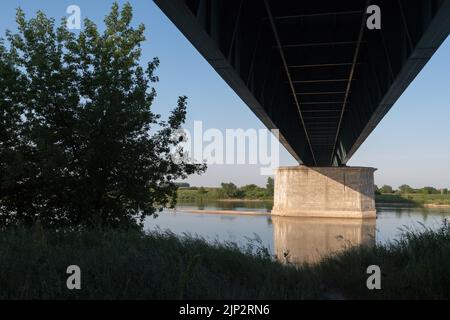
[272,166,377,218]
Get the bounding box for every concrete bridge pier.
[272,166,377,219]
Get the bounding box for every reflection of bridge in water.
[272,216,375,264]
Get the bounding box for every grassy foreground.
[1,221,450,299]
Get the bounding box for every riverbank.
[375,194,450,207]
[177,188,272,202]
[179,190,450,208]
[1,222,449,299]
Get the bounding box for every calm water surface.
[144,201,450,264]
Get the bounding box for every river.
[144,201,450,265]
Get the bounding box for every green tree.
[379,185,394,194]
[197,187,207,201]
[219,182,243,198]
[421,186,439,195]
[398,184,414,194]
[0,3,205,228]
[240,184,266,199]
[374,185,381,195]
[266,177,274,197]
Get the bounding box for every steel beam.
[264,0,317,165]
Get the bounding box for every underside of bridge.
[155,0,450,166]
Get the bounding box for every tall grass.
[0,226,320,299]
[1,221,449,299]
[313,220,450,299]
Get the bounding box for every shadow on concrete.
[308,166,376,197]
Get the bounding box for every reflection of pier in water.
[272,216,376,265]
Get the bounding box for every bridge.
[155,0,450,218]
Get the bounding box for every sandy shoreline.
[168,202,450,217]
[215,199,271,202]
[423,203,450,208]
[172,209,270,216]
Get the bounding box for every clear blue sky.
[1,1,449,188]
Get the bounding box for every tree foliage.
[265,177,274,197]
[218,182,243,198]
[0,3,206,228]
[379,185,394,194]
[398,184,414,194]
[216,178,274,199]
[239,184,264,199]
[421,186,439,195]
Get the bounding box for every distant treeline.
[177,181,450,203]
[375,184,450,206]
[375,184,449,195]
[177,178,274,202]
